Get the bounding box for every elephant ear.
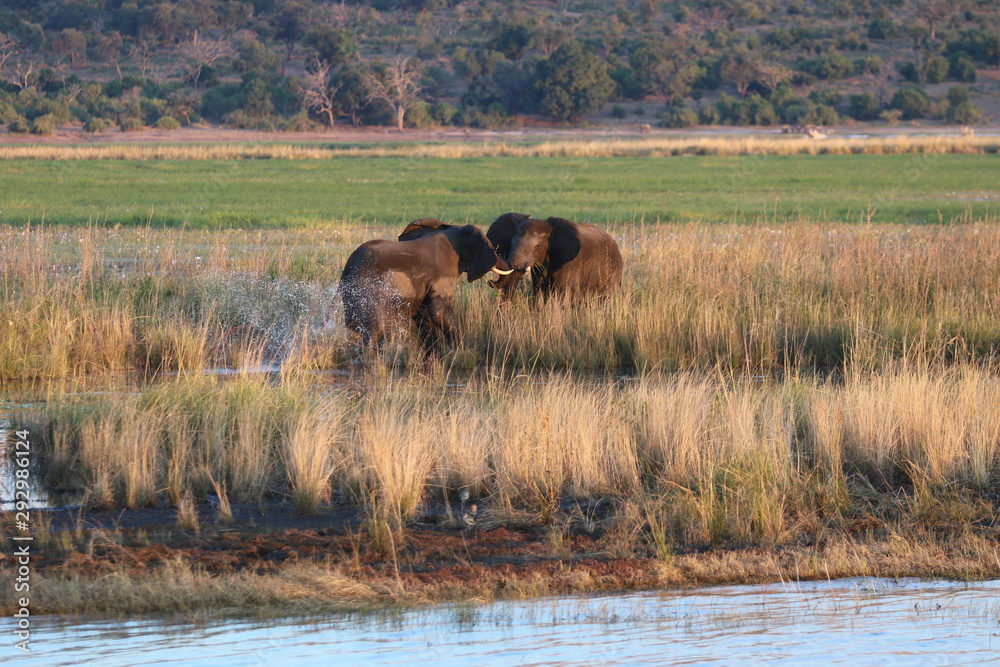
[399,218,451,241]
[486,212,529,260]
[545,217,583,273]
[462,226,500,283]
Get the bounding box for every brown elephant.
[340,221,512,350]
[486,212,624,302]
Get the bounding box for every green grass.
[1,154,996,227]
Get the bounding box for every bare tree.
[136,34,157,80]
[178,31,234,88]
[0,32,17,73]
[300,58,340,128]
[0,34,37,90]
[363,56,423,132]
[7,58,37,90]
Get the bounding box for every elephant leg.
[421,296,459,349]
[413,299,439,351]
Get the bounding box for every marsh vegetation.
[2,147,1000,617]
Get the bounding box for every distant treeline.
[0,0,996,134]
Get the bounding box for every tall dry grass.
[19,364,1000,545]
[4,223,1000,378]
[0,134,996,160]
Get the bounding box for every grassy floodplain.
[1,141,1000,618]
[0,138,998,227]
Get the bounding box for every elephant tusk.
[491,266,515,276]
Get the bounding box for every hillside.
[0,0,998,135]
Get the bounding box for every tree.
[0,33,37,90]
[0,32,18,74]
[90,31,126,79]
[52,28,87,68]
[720,45,761,96]
[305,26,357,68]
[167,88,201,124]
[755,64,792,92]
[909,0,954,42]
[300,57,340,127]
[178,31,234,88]
[335,66,372,127]
[274,0,312,74]
[363,56,424,131]
[531,21,572,57]
[534,41,615,121]
[488,22,531,60]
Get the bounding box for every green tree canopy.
[534,41,615,121]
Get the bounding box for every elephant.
[397,218,453,241]
[339,221,513,350]
[486,212,624,302]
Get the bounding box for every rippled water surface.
[4,578,999,666]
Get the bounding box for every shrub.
[895,61,920,84]
[120,117,144,132]
[83,118,108,133]
[868,18,898,39]
[890,86,929,120]
[403,101,433,129]
[429,102,457,125]
[947,85,971,106]
[29,113,57,135]
[660,105,698,128]
[810,104,840,126]
[810,88,842,108]
[0,100,20,124]
[925,58,949,84]
[280,112,314,132]
[7,117,30,133]
[928,99,949,121]
[738,95,778,126]
[855,55,882,75]
[879,109,903,125]
[26,98,72,124]
[697,104,720,125]
[949,55,976,82]
[947,101,983,125]
[848,93,881,121]
[155,116,181,130]
[611,104,627,119]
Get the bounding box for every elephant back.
[398,218,452,241]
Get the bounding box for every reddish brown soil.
[14,500,671,599]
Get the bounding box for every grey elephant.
[339,220,513,350]
[486,212,624,302]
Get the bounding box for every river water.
[4,578,998,666]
